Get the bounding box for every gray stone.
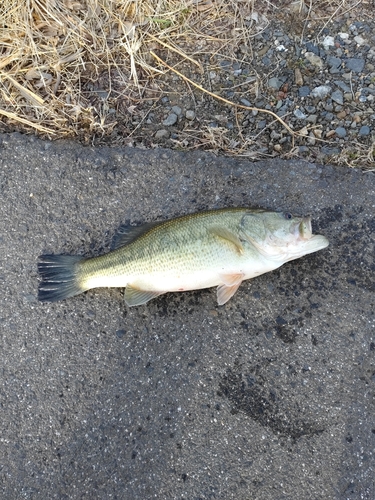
[294,109,307,119]
[162,113,178,126]
[306,115,318,124]
[334,80,351,92]
[268,77,282,89]
[305,52,323,69]
[185,110,196,121]
[331,90,344,105]
[346,58,365,73]
[359,125,371,136]
[171,105,182,116]
[335,127,347,138]
[311,85,332,99]
[155,129,170,139]
[240,98,252,107]
[327,56,342,69]
[298,86,311,97]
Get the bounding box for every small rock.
[305,42,319,55]
[171,105,182,116]
[336,110,347,119]
[298,86,310,97]
[311,85,332,99]
[344,93,353,102]
[322,146,341,155]
[313,128,323,138]
[268,77,282,89]
[294,68,303,86]
[322,36,335,50]
[327,56,342,71]
[335,127,347,138]
[305,52,323,69]
[326,130,336,138]
[240,98,251,107]
[306,115,318,124]
[334,80,351,92]
[155,129,170,139]
[185,110,195,120]
[162,113,178,126]
[354,35,366,46]
[359,126,371,136]
[294,108,306,119]
[338,32,349,41]
[331,90,344,105]
[346,58,365,73]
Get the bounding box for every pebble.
[306,115,318,124]
[305,52,323,69]
[359,125,371,136]
[346,58,365,73]
[294,109,307,119]
[335,127,347,138]
[240,98,252,107]
[185,110,195,120]
[162,113,178,126]
[148,19,375,164]
[268,77,282,89]
[331,90,344,105]
[155,129,170,139]
[311,85,332,99]
[171,106,182,116]
[322,36,335,50]
[299,86,310,97]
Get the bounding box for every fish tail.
[38,255,86,302]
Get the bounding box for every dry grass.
[0,0,266,136]
[0,0,371,155]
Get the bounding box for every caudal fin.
[38,255,85,302]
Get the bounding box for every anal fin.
[124,284,164,307]
[217,282,242,306]
[219,272,244,286]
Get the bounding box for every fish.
[38,208,329,307]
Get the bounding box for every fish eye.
[283,212,292,220]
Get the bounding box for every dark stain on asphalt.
[218,367,325,440]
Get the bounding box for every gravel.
[128,11,374,168]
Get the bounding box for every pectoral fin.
[217,282,242,306]
[209,226,244,255]
[124,285,164,306]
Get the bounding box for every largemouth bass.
[38,208,329,306]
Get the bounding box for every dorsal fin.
[112,221,162,249]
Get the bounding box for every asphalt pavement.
[0,132,374,499]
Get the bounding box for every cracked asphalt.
[0,132,374,499]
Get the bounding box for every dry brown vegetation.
[0,0,373,167]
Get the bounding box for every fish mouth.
[297,217,312,240]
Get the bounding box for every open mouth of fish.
[297,217,312,241]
